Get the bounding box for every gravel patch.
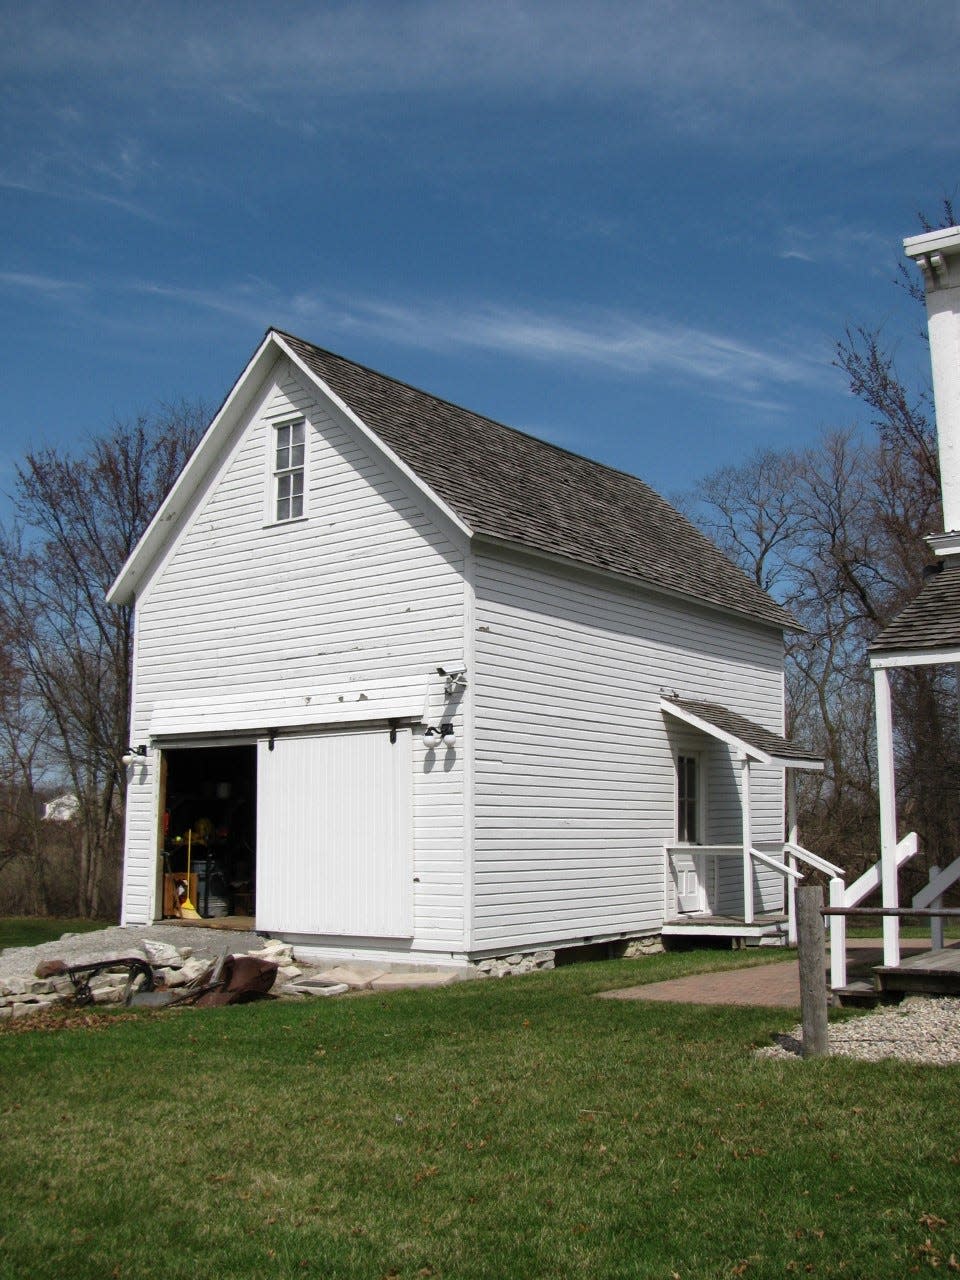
[758,995,960,1066]
[0,923,264,981]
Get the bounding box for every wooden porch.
[661,912,789,945]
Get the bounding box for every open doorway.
[158,744,257,920]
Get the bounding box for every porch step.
[833,980,881,1009]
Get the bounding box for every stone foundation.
[472,950,556,978]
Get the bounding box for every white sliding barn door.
[256,726,413,937]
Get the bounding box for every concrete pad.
[314,965,387,989]
[370,970,462,991]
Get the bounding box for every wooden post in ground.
[796,885,829,1059]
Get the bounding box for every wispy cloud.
[3,2,958,147]
[0,262,838,400]
[778,223,893,267]
[123,278,829,398]
[0,270,90,298]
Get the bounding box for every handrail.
[827,831,919,990]
[824,906,960,918]
[843,831,918,907]
[750,846,803,881]
[913,854,960,910]
[784,840,844,879]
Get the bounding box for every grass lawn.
[1,946,958,1280]
[0,916,112,952]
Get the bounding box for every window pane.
[291,443,304,468]
[291,472,303,497]
[291,421,304,445]
[677,756,698,842]
[291,492,304,518]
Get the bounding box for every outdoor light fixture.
[423,723,456,749]
[121,745,148,766]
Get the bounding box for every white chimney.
[904,225,960,555]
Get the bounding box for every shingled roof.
[662,697,822,765]
[278,331,796,631]
[869,560,960,655]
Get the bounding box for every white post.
[741,756,754,925]
[873,666,900,967]
[786,771,798,944]
[829,877,847,989]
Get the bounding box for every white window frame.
[270,416,307,524]
[675,750,704,844]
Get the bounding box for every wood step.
[833,980,881,1008]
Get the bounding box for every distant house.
[42,793,80,823]
[108,330,820,965]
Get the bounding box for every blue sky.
[1,1,958,515]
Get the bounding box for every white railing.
[665,843,800,923]
[784,841,845,978]
[828,832,919,988]
[913,854,960,950]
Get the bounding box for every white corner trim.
[870,647,960,670]
[904,226,960,258]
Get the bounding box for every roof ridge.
[271,327,798,633]
[273,327,665,494]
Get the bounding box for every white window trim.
[674,747,706,845]
[265,415,309,526]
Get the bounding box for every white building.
[108,329,820,966]
[867,226,960,977]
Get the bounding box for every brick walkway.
[598,939,942,1008]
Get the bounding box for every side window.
[676,753,700,843]
[274,418,305,522]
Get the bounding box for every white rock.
[142,941,183,967]
[177,958,210,983]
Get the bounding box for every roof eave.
[106,331,282,605]
[107,329,476,607]
[273,332,473,542]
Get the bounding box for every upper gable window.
[274,419,305,522]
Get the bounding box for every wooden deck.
[661,913,788,944]
[875,944,960,997]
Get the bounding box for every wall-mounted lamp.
[423,722,456,749]
[121,745,148,767]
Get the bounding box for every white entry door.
[256,726,413,937]
[673,850,706,913]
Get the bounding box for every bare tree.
[687,322,959,885]
[0,405,204,917]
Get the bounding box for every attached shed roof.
[278,331,796,632]
[869,561,960,657]
[661,696,823,769]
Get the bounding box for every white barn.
[108,329,820,966]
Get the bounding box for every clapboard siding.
[471,551,785,950]
[122,359,467,946]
